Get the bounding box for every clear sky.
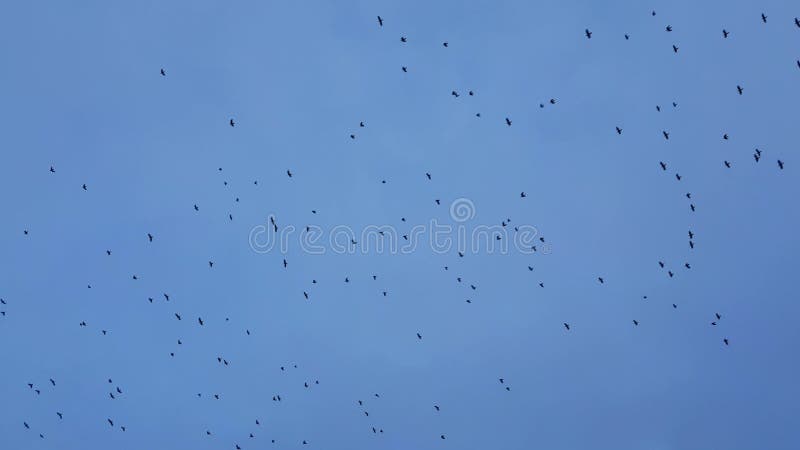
[1,1,799,449]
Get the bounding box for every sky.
[1,0,799,449]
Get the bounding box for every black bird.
[690,204,695,212]
[585,29,592,39]
[754,153,761,162]
[434,405,440,411]
[672,45,679,53]
[724,161,731,168]
[633,320,639,326]
[164,293,170,301]
[229,119,235,127]
[470,91,475,96]
[686,193,692,199]
[673,304,677,309]
[303,291,308,300]
[549,98,556,104]
[175,313,181,320]
[659,161,667,171]
[50,166,55,173]
[417,333,422,340]
[160,68,165,76]
[625,34,630,40]
[451,90,459,98]
[716,313,721,320]
[505,117,512,126]
[689,240,695,248]
[108,419,114,427]
[663,131,670,140]
[659,261,665,268]
[723,134,729,140]
[676,174,682,181]
[194,204,199,211]
[106,250,112,255]
[761,13,767,23]
[50,378,55,386]
[147,233,153,242]
[377,16,383,26]
[24,422,30,429]
[82,183,87,191]
[666,25,672,32]
[688,230,694,239]
[401,66,407,72]
[795,17,800,27]
[737,85,743,95]
[287,169,293,177]
[400,36,406,42]
[198,317,204,326]
[520,192,527,198]
[57,412,62,419]
[668,271,674,278]
[283,259,288,268]
[778,160,784,169]
[528,266,534,271]
[563,323,570,330]
[208,261,213,268]
[723,29,729,38]
[442,42,448,47]
[724,338,729,345]
[685,263,691,269]
[598,277,604,284]
[616,126,622,134]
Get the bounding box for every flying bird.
[737,85,743,95]
[761,13,767,23]
[505,117,512,126]
[377,16,383,26]
[585,29,592,39]
[229,119,235,127]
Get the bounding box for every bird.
[724,338,729,346]
[520,192,527,198]
[147,233,153,242]
[175,313,181,320]
[672,45,679,53]
[598,277,604,284]
[633,320,639,326]
[585,29,592,39]
[56,412,62,419]
[624,34,629,40]
[778,160,784,169]
[400,36,406,42]
[442,42,448,47]
[451,90,459,98]
[685,263,691,269]
[676,174,682,181]
[716,313,721,320]
[737,85,743,95]
[377,16,383,26]
[434,405,440,411]
[689,240,695,248]
[287,169,293,177]
[668,271,674,278]
[723,134,729,140]
[416,333,422,340]
[108,419,114,427]
[401,66,407,72]
[49,166,55,173]
[663,131,670,140]
[283,259,288,268]
[723,29,729,38]
[49,379,55,386]
[229,119,235,127]
[563,323,570,330]
[659,261,664,268]
[160,68,165,76]
[82,183,87,191]
[193,204,199,211]
[198,317,204,326]
[690,204,696,212]
[761,13,767,23]
[660,162,667,171]
[689,230,694,239]
[208,261,213,268]
[666,25,672,32]
[616,126,622,134]
[724,161,731,168]
[505,117,512,126]
[24,422,29,429]
[796,17,800,28]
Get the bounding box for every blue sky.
[1,1,799,449]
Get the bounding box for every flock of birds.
[3,7,797,449]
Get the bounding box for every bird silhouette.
[505,117,512,126]
[160,68,165,76]
[737,85,743,95]
[377,16,383,26]
[761,13,767,23]
[723,29,729,38]
[229,119,235,127]
[585,29,592,39]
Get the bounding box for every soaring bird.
[723,29,729,38]
[49,378,55,386]
[160,68,165,76]
[400,36,406,42]
[505,117,512,126]
[229,119,235,127]
[175,313,182,320]
[685,263,691,269]
[287,169,293,177]
[616,126,622,134]
[624,34,630,40]
[401,66,407,72]
[416,333,422,340]
[598,277,604,284]
[778,160,784,169]
[82,183,87,191]
[672,45,679,53]
[24,422,30,429]
[56,412,62,419]
[724,161,731,168]
[520,192,527,198]
[659,261,665,268]
[716,313,722,320]
[724,338,729,345]
[563,323,570,330]
[761,13,767,23]
[663,131,670,140]
[198,317,204,326]
[147,233,153,242]
[737,85,743,95]
[50,166,56,173]
[108,419,114,427]
[443,42,449,47]
[666,25,672,32]
[451,90,459,98]
[795,17,800,27]
[377,16,383,26]
[208,261,213,268]
[585,29,592,39]
[676,174,682,181]
[633,320,639,326]
[660,161,667,171]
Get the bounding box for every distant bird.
[778,160,784,169]
[82,183,87,191]
[716,313,721,320]
[761,13,767,23]
[49,379,55,386]
[520,192,527,198]
[160,68,165,76]
[108,419,114,427]
[624,34,629,40]
[724,161,731,168]
[377,16,383,26]
[175,313,182,320]
[416,333,422,340]
[666,25,672,32]
[598,277,604,284]
[685,263,691,269]
[723,338,729,345]
[106,250,112,255]
[563,323,570,330]
[303,291,309,300]
[688,230,694,239]
[663,131,670,140]
[689,240,695,248]
[737,85,743,95]
[633,320,639,326]
[690,204,695,212]
[24,422,29,429]
[723,29,729,38]
[443,42,448,47]
[56,412,62,419]
[673,304,677,309]
[400,36,406,42]
[723,134,729,140]
[505,117,512,126]
[229,119,235,127]
[401,66,407,72]
[470,91,475,96]
[283,259,288,268]
[451,90,459,98]
[676,174,681,181]
[194,204,199,211]
[198,317,204,326]
[796,17,800,28]
[208,261,213,268]
[616,126,622,135]
[147,233,153,242]
[672,45,679,53]
[50,166,55,173]
[659,261,664,268]
[434,405,440,411]
[668,271,674,278]
[585,29,592,39]
[287,169,293,177]
[686,193,692,199]
[359,121,365,127]
[660,162,667,171]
